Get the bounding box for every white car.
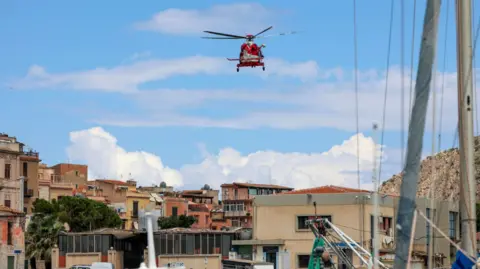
[91,262,115,269]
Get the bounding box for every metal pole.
[371,123,379,269]
[393,0,441,268]
[455,0,478,256]
[19,176,24,213]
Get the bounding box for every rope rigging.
[400,0,406,169]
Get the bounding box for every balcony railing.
[24,188,34,197]
[23,150,39,158]
[224,211,249,217]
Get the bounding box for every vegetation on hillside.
[158,215,196,229]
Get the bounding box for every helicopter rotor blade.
[201,36,244,39]
[256,31,300,39]
[203,30,246,39]
[254,26,273,37]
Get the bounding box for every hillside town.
[0,132,467,269]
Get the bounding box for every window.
[172,206,178,217]
[248,188,258,195]
[24,207,27,213]
[23,162,28,177]
[4,200,11,208]
[75,170,79,176]
[234,189,238,199]
[7,222,12,245]
[297,254,310,268]
[132,201,139,217]
[449,211,458,239]
[297,215,332,230]
[4,163,11,179]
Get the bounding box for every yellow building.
[232,185,458,269]
[94,179,151,230]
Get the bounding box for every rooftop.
[95,179,129,186]
[281,185,371,195]
[0,205,24,215]
[221,182,293,190]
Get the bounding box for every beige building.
[0,133,30,269]
[232,185,458,269]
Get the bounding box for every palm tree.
[25,213,64,267]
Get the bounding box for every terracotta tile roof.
[96,179,129,186]
[220,182,293,190]
[0,205,24,215]
[281,185,371,195]
[182,190,204,194]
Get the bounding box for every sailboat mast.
[455,0,477,257]
[393,0,441,268]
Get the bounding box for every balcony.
[24,188,34,197]
[224,210,249,217]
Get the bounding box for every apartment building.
[36,163,88,203]
[94,179,151,230]
[232,185,457,269]
[0,133,29,269]
[220,182,293,228]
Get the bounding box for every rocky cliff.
[379,137,480,201]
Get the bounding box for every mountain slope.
[379,137,480,201]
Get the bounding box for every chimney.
[126,179,137,188]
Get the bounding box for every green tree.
[26,197,122,263]
[158,215,196,229]
[201,184,212,191]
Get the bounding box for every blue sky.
[0,1,469,190]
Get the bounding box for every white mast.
[455,0,477,257]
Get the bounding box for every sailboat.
[304,0,479,268]
[394,0,479,268]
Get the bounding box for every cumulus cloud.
[66,127,183,187]
[66,127,398,191]
[133,3,276,35]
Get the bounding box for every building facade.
[232,186,458,269]
[0,134,28,269]
[221,183,293,228]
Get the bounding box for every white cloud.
[11,56,320,92]
[66,127,184,187]
[93,66,462,133]
[134,3,276,35]
[66,127,397,191]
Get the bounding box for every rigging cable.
[377,0,395,181]
[353,0,361,192]
[407,0,418,126]
[438,0,450,151]
[400,0,406,169]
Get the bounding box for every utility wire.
[377,0,395,181]
[438,0,450,151]
[353,0,361,190]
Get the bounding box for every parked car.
[91,262,115,269]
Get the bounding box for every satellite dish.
[64,222,70,232]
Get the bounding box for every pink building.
[220,182,293,228]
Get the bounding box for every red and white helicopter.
[202,26,297,72]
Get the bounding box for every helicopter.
[202,26,297,72]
